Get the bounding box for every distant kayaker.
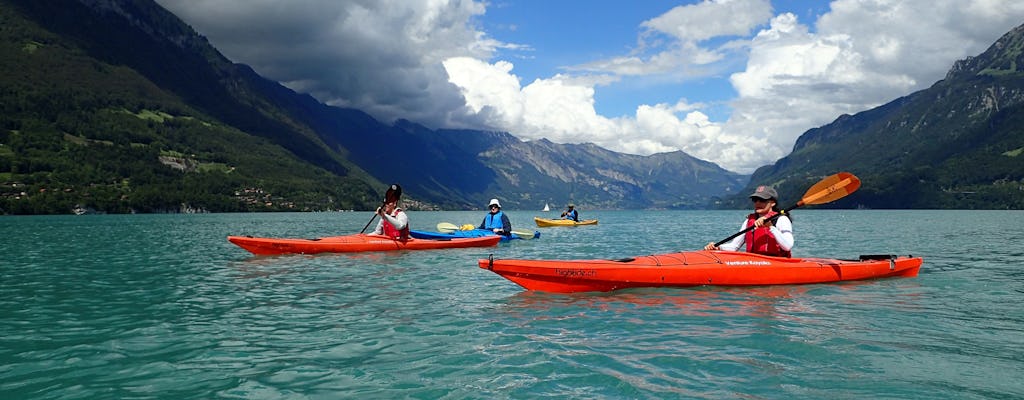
[704,185,793,257]
[372,195,409,240]
[561,203,579,222]
[479,198,512,237]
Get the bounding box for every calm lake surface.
[2,210,1023,399]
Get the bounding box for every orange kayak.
[479,251,922,293]
[534,217,598,227]
[229,233,502,255]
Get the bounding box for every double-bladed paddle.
[438,221,537,239]
[360,183,402,234]
[713,172,861,247]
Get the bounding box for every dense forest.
[0,107,374,214]
[0,0,381,214]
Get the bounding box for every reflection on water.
[499,285,817,318]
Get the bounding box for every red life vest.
[381,209,410,240]
[743,211,791,258]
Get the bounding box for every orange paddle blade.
[799,172,860,206]
[713,172,859,247]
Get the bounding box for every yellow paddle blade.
[511,229,537,240]
[799,172,861,206]
[436,222,459,233]
[460,224,476,231]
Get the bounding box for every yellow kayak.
[534,217,598,227]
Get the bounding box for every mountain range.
[733,23,1024,210]
[0,0,1020,214]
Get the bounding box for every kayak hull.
[229,233,502,255]
[410,229,539,241]
[478,251,922,293]
[534,217,598,227]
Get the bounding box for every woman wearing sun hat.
[478,198,512,237]
[704,185,793,257]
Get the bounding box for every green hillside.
[0,2,378,213]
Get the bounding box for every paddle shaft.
[441,221,533,238]
[359,203,386,234]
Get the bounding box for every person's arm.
[479,216,487,230]
[382,210,408,230]
[501,214,512,235]
[371,219,384,235]
[769,215,794,251]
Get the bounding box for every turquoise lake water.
[2,210,1023,399]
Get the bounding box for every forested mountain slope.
[727,23,1024,210]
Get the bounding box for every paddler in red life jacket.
[371,196,409,240]
[704,185,793,257]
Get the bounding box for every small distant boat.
[542,203,550,211]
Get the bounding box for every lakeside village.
[1,182,308,215]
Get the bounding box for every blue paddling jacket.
[480,211,512,236]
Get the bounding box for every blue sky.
[481,1,830,120]
[156,0,1024,173]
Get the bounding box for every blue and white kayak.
[410,228,539,241]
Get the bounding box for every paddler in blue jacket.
[561,203,579,222]
[479,198,512,237]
